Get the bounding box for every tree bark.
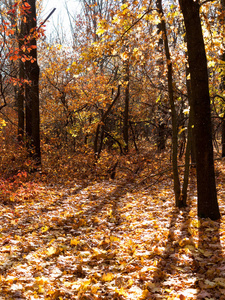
[123,58,129,154]
[221,1,225,157]
[222,117,225,157]
[18,16,26,143]
[156,0,181,206]
[94,86,121,156]
[18,60,25,142]
[24,0,41,164]
[179,0,220,220]
[186,69,196,164]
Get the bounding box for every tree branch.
[200,0,217,6]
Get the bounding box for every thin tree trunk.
[17,60,25,142]
[97,126,105,158]
[123,60,129,154]
[129,121,138,153]
[181,105,193,205]
[94,86,121,155]
[156,0,181,206]
[179,0,220,220]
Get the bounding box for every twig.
[137,162,197,187]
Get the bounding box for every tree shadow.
[0,179,135,299]
[148,206,191,298]
[196,218,224,299]
[79,179,133,227]
[146,200,224,299]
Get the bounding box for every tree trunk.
[181,104,193,205]
[17,16,26,142]
[179,0,220,220]
[123,61,129,154]
[222,117,225,157]
[156,0,181,206]
[24,0,41,164]
[157,122,166,151]
[221,1,225,156]
[94,86,121,156]
[17,60,25,142]
[186,62,196,164]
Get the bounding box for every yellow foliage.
[102,273,114,282]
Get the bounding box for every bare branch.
[200,0,217,6]
[0,74,7,111]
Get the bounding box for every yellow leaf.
[140,289,152,299]
[64,282,72,287]
[208,61,216,68]
[79,279,91,291]
[46,246,57,256]
[91,286,100,293]
[110,236,120,242]
[191,219,200,228]
[96,28,106,36]
[183,107,190,115]
[115,287,127,296]
[121,52,129,61]
[112,16,119,24]
[35,276,48,285]
[0,119,6,129]
[38,286,45,293]
[41,225,49,233]
[71,238,80,246]
[127,279,133,287]
[179,238,193,248]
[121,3,128,9]
[102,273,114,282]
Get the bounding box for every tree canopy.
[0,0,225,298]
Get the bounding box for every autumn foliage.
[0,0,225,299]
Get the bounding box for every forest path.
[0,173,225,299]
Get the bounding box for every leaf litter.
[0,160,225,299]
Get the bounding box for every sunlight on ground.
[0,168,225,299]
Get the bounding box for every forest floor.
[1,150,225,300]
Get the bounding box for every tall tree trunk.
[186,69,196,164]
[156,0,181,206]
[18,16,26,143]
[181,104,193,205]
[179,0,220,220]
[185,40,196,164]
[94,86,121,156]
[6,0,24,140]
[18,60,25,142]
[221,1,225,157]
[24,0,41,164]
[222,117,225,157]
[156,14,166,152]
[123,62,129,153]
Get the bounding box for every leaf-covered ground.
[1,158,225,299]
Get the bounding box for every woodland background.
[0,0,225,299]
